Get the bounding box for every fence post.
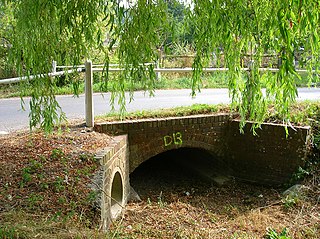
[52,60,57,73]
[156,49,162,81]
[85,60,94,127]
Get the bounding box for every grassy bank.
[0,73,228,98]
[96,101,320,125]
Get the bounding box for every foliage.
[190,0,320,132]
[265,228,292,239]
[3,0,110,132]
[164,0,194,49]
[282,193,300,209]
[105,0,170,115]
[0,1,15,78]
[2,0,320,132]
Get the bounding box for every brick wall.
[94,114,311,185]
[94,135,129,231]
[226,120,311,185]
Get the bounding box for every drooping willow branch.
[5,0,320,133]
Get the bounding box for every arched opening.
[126,147,282,237]
[110,171,123,219]
[130,147,230,200]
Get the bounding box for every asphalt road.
[0,88,319,133]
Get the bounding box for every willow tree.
[2,0,320,132]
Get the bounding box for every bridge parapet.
[226,120,311,184]
[95,114,230,172]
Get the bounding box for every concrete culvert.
[110,171,123,219]
[130,147,231,200]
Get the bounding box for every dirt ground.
[0,124,319,239]
[108,151,320,239]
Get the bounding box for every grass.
[0,211,104,239]
[95,103,231,122]
[0,72,229,98]
[96,100,320,125]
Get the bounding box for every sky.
[119,0,194,9]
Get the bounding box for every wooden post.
[156,49,162,81]
[52,60,57,73]
[85,60,94,127]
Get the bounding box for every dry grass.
[0,125,112,238]
[105,174,319,239]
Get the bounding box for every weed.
[76,165,95,177]
[51,148,70,166]
[62,210,76,224]
[54,176,65,192]
[39,155,47,162]
[58,196,67,205]
[202,202,217,223]
[18,160,44,187]
[60,156,68,166]
[28,193,44,209]
[291,166,310,183]
[19,162,41,188]
[86,191,98,204]
[157,191,167,208]
[282,195,298,209]
[230,232,253,239]
[0,225,20,239]
[50,211,62,222]
[69,200,78,211]
[265,228,291,239]
[21,159,43,177]
[79,153,94,162]
[21,168,32,185]
[3,182,9,190]
[51,148,64,159]
[96,103,229,122]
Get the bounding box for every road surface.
[0,88,319,133]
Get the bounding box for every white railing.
[0,59,316,128]
[0,68,84,85]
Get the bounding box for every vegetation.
[95,101,320,125]
[0,71,317,99]
[0,127,112,238]
[265,228,292,239]
[0,72,229,98]
[96,103,230,122]
[0,0,319,132]
[0,1,15,79]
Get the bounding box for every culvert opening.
[130,147,230,201]
[110,171,123,219]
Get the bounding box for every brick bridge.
[93,113,310,230]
